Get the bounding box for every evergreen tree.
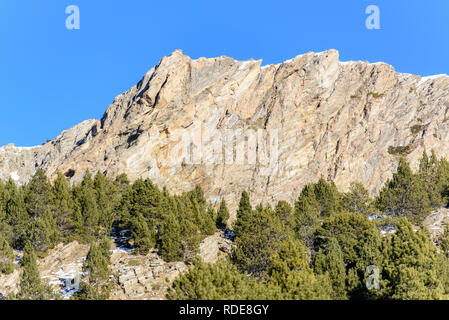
[0,233,14,274]
[25,207,58,252]
[313,237,347,299]
[274,200,295,232]
[418,150,445,208]
[268,238,333,300]
[439,224,449,258]
[185,187,216,236]
[235,191,252,223]
[74,238,112,300]
[52,173,75,239]
[72,171,101,241]
[94,171,120,235]
[342,182,376,216]
[24,169,53,219]
[167,258,273,300]
[233,205,287,278]
[15,242,54,300]
[129,211,156,255]
[216,200,230,229]
[0,180,10,214]
[382,218,445,299]
[6,189,29,249]
[160,210,183,262]
[314,211,379,267]
[294,185,321,248]
[376,158,432,223]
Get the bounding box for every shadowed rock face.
[1,49,449,215]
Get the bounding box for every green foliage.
[216,200,230,229]
[73,238,112,300]
[267,238,333,300]
[15,242,55,300]
[294,178,341,247]
[93,171,120,235]
[439,224,449,258]
[388,145,413,156]
[6,188,29,249]
[313,237,347,299]
[52,173,75,240]
[381,218,446,299]
[342,182,376,216]
[120,180,214,261]
[411,124,425,135]
[367,92,384,98]
[376,158,432,223]
[233,202,288,278]
[315,211,378,266]
[168,258,272,300]
[4,152,449,300]
[0,233,14,274]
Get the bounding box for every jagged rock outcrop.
[0,233,232,300]
[2,49,449,215]
[424,207,449,240]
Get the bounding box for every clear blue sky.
[1,0,449,146]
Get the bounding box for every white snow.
[13,146,39,151]
[10,171,20,182]
[238,60,260,70]
[417,74,449,86]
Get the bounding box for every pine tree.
[439,224,449,258]
[167,258,273,300]
[114,173,130,194]
[274,200,295,232]
[314,211,379,267]
[120,178,163,245]
[73,238,112,300]
[130,212,156,255]
[0,233,14,274]
[342,182,376,216]
[179,214,201,262]
[24,169,53,219]
[72,171,101,241]
[382,218,445,299]
[236,191,252,223]
[294,185,321,248]
[94,171,119,235]
[418,150,444,208]
[376,158,431,223]
[6,189,29,249]
[186,187,216,236]
[159,211,183,262]
[313,237,347,299]
[0,180,10,214]
[216,200,230,229]
[233,205,287,278]
[25,207,58,252]
[268,238,333,300]
[15,242,54,300]
[312,178,342,217]
[52,173,75,239]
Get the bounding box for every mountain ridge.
[2,49,449,215]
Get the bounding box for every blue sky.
[1,0,449,146]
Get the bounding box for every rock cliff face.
[1,49,449,215]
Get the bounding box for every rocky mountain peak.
[2,49,449,216]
